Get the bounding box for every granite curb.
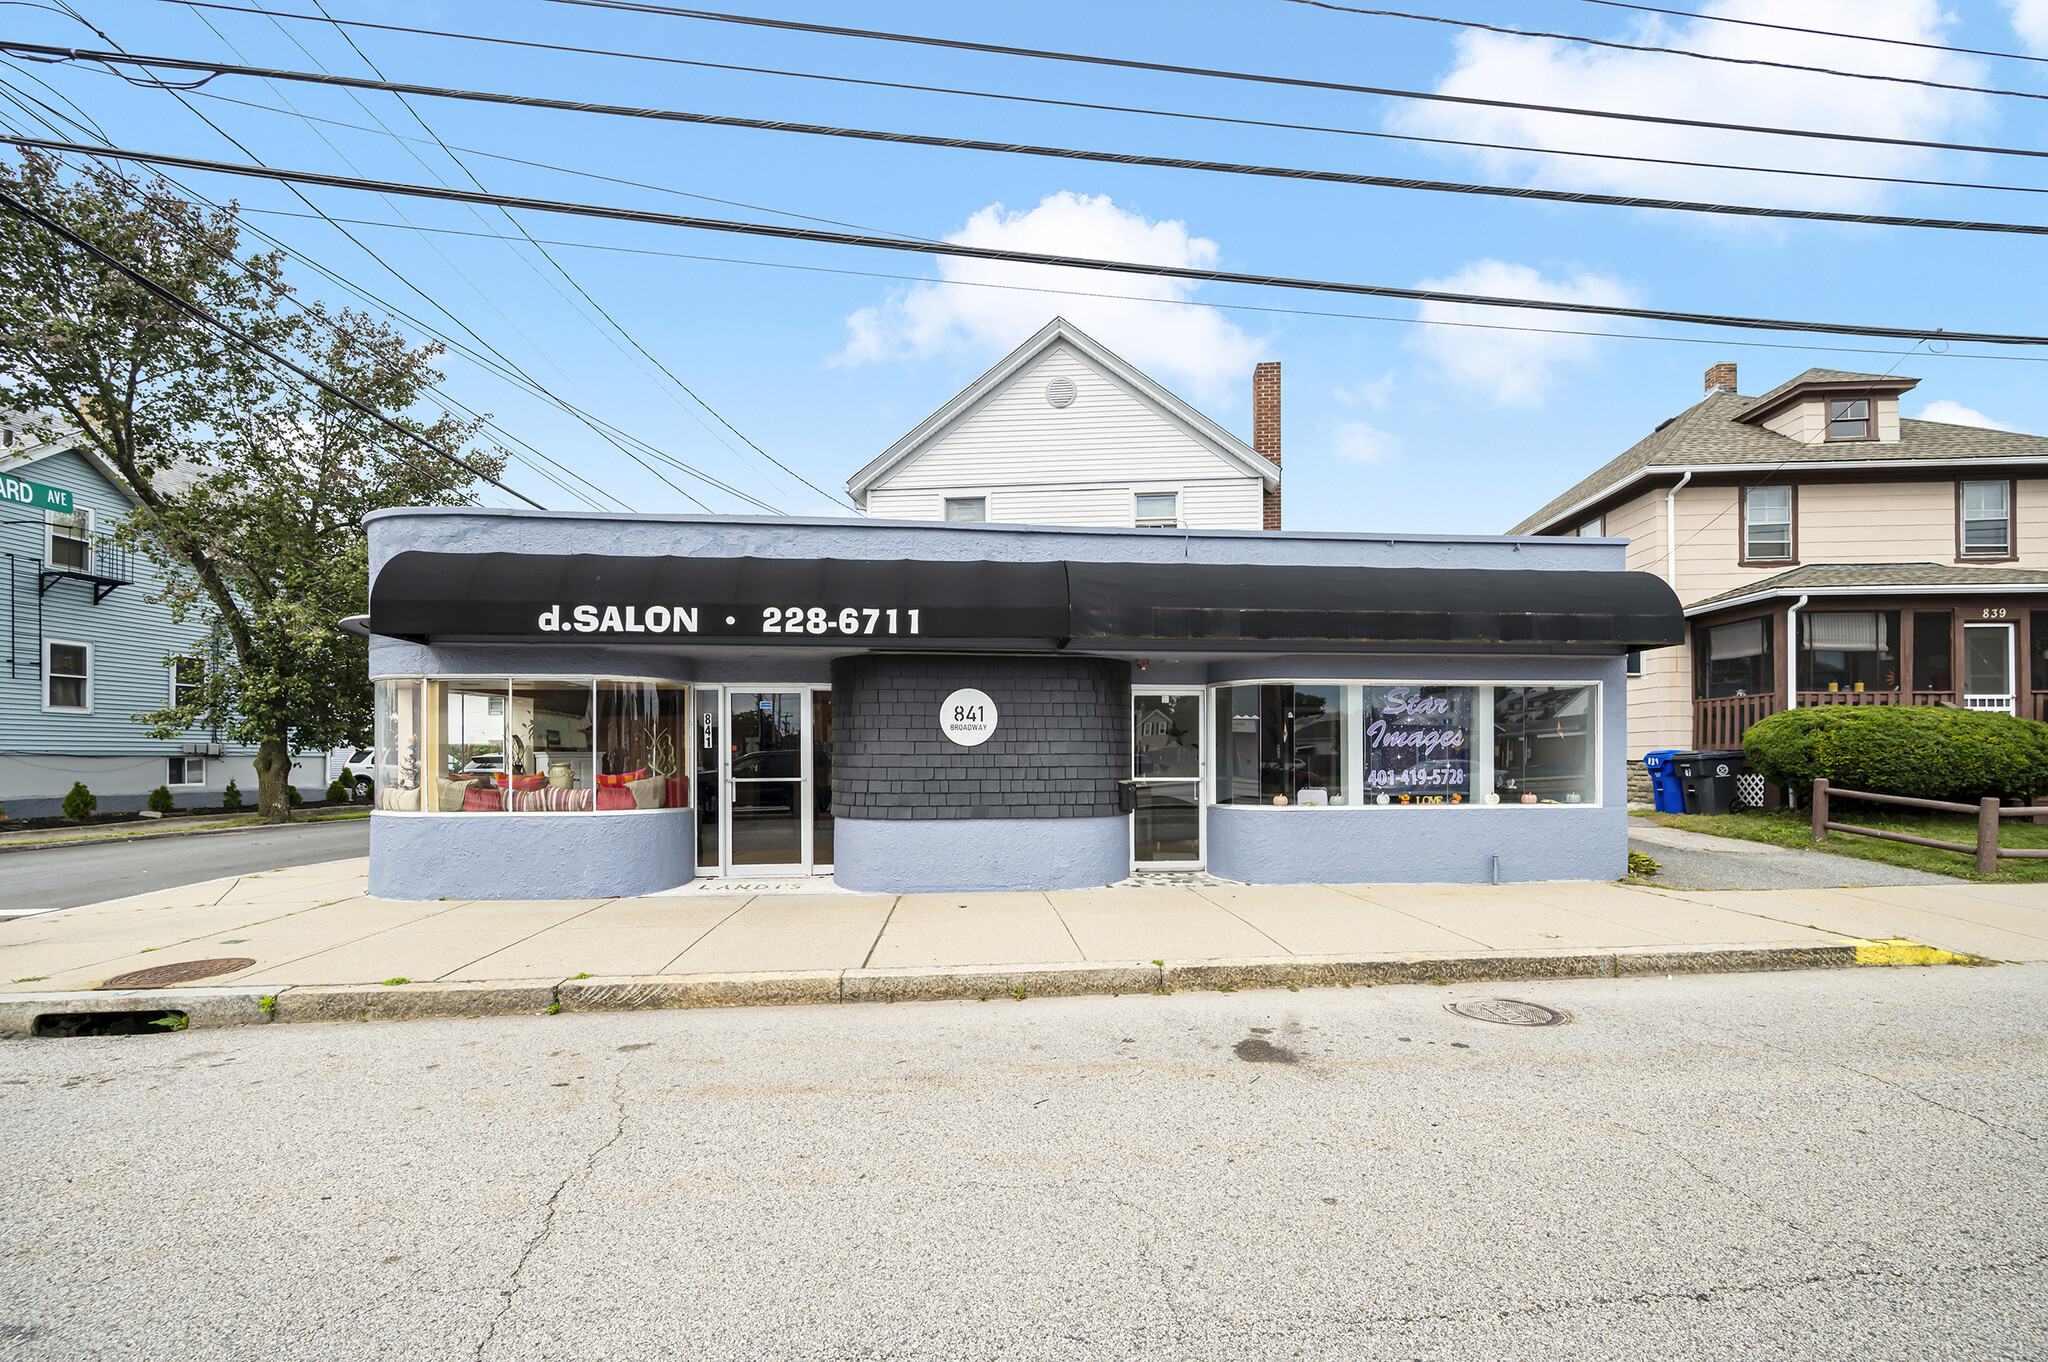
[0,940,1897,1035]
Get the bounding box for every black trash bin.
[1674,750,1745,815]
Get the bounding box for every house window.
[1826,399,1870,440]
[1799,611,1899,692]
[167,756,205,787]
[1696,618,1771,699]
[172,656,204,708]
[1960,481,2011,558]
[943,496,986,523]
[46,640,90,710]
[1743,486,1793,561]
[47,507,91,571]
[1135,492,1179,528]
[1577,516,1605,537]
[1626,650,1643,677]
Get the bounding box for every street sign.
[0,472,72,515]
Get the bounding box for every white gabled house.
[846,317,1284,531]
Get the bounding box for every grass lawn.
[1639,807,2048,883]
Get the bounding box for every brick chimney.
[1704,361,1737,395]
[1253,361,1281,530]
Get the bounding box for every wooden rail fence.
[1810,778,2048,874]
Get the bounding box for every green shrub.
[326,778,348,803]
[287,784,303,807]
[147,785,175,815]
[221,779,243,811]
[1745,706,2048,804]
[61,781,96,821]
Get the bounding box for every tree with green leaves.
[0,150,507,820]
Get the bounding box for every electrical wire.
[21,45,2048,240]
[543,0,2048,162]
[1277,0,2048,102]
[228,203,2048,365]
[127,2,2048,200]
[10,134,2047,347]
[0,184,548,506]
[1569,0,2048,67]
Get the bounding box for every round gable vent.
[1045,377,1077,408]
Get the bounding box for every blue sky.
[7,0,2048,529]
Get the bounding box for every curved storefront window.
[374,676,691,813]
[1213,682,1596,807]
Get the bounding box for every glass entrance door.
[696,687,834,877]
[1963,624,2016,713]
[1132,691,1203,868]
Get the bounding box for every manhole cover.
[1444,998,1568,1027]
[97,958,255,990]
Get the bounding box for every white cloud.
[834,192,1267,401]
[1334,421,1401,463]
[1914,399,2024,432]
[2008,1,2048,55]
[1390,0,1990,208]
[1405,260,1639,404]
[1333,373,1397,410]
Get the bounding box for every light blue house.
[2,430,326,817]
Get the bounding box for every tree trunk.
[254,736,293,824]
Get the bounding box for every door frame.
[700,684,833,878]
[1961,622,2017,713]
[1129,687,1206,872]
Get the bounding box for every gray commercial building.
[355,508,1680,899]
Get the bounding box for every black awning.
[368,552,1682,648]
[1067,562,1683,647]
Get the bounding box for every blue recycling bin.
[1642,751,1685,813]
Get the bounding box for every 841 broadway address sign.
[941,689,997,747]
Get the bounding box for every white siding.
[866,345,1264,528]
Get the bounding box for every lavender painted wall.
[370,809,693,900]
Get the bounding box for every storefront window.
[373,679,423,811]
[594,680,688,811]
[1364,685,1470,805]
[435,679,509,813]
[1798,611,1899,692]
[1493,686,1596,806]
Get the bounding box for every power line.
[22,44,2048,240]
[1280,0,2048,102]
[229,203,2048,365]
[0,184,546,506]
[11,134,2048,347]
[131,2,2048,199]
[544,0,2048,161]
[1569,0,2048,67]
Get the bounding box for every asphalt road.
[0,965,2040,1360]
[0,819,370,914]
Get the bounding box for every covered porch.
[1688,564,2048,748]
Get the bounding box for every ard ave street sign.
[0,472,72,515]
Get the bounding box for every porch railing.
[1693,693,1781,748]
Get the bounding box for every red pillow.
[462,786,505,813]
[497,772,546,791]
[594,786,637,811]
[596,768,649,788]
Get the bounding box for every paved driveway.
[1629,816,1957,890]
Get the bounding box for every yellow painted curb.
[1841,937,1988,967]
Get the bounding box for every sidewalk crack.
[858,897,900,971]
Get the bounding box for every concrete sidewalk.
[2,858,2043,1029]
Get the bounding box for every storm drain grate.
[1444,999,1569,1027]
[96,958,255,990]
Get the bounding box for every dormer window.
[1826,399,1871,441]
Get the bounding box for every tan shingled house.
[1511,363,2048,798]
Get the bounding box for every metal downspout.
[1785,594,1810,711]
[1664,470,1692,588]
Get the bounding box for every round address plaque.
[940,688,998,746]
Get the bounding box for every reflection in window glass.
[1364,685,1471,805]
[1213,684,1349,806]
[1290,686,1348,805]
[434,679,508,813]
[1133,694,1201,780]
[1494,686,1596,805]
[593,680,687,810]
[1697,618,1772,698]
[1915,612,1954,692]
[696,687,721,867]
[1134,784,1200,861]
[812,690,834,867]
[374,679,423,811]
